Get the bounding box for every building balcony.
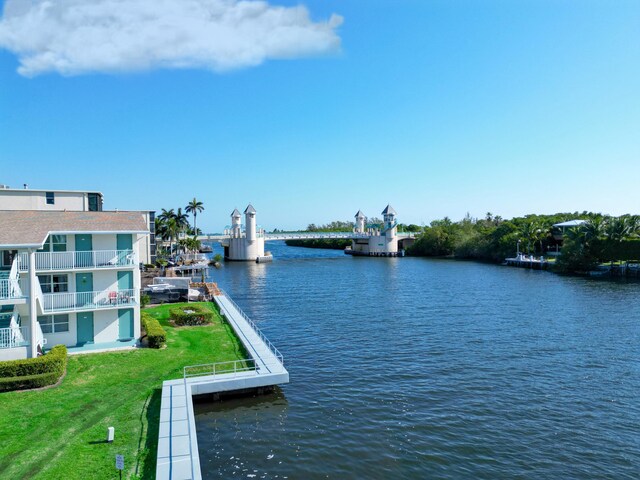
[18,249,137,273]
[42,288,139,313]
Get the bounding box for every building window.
[2,250,16,268]
[88,193,102,212]
[38,314,69,334]
[38,274,69,294]
[38,235,67,253]
[46,192,55,205]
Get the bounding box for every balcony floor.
[61,339,138,355]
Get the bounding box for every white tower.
[381,204,398,253]
[231,208,242,238]
[355,210,366,233]
[245,204,256,243]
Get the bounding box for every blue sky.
[1,0,639,232]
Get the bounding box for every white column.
[28,249,38,358]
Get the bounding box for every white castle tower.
[381,204,398,254]
[231,208,242,237]
[222,204,266,261]
[245,204,256,243]
[354,210,366,233]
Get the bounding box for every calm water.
[195,242,640,479]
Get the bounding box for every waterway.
[195,241,639,479]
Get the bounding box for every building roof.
[553,219,587,228]
[0,187,102,195]
[355,210,365,218]
[0,210,149,248]
[381,204,397,216]
[244,204,256,214]
[231,208,241,217]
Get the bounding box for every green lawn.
[0,302,247,479]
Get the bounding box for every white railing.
[0,278,23,300]
[0,325,28,349]
[35,321,45,350]
[43,288,138,313]
[10,256,19,281]
[184,359,258,378]
[18,250,136,272]
[218,288,284,365]
[0,257,24,300]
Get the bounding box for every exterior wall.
[0,346,28,361]
[92,234,117,251]
[227,237,265,261]
[132,212,154,265]
[93,310,119,344]
[39,313,78,347]
[0,190,99,211]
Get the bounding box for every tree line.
[407,212,640,272]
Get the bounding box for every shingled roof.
[0,210,149,248]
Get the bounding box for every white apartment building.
[0,210,148,360]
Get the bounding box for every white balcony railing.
[0,325,28,349]
[0,278,23,301]
[18,250,137,272]
[43,288,139,313]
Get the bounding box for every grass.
[0,302,247,479]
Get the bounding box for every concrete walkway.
[156,293,289,480]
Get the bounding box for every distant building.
[349,204,411,257]
[0,185,103,211]
[222,205,267,261]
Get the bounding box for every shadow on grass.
[135,388,162,480]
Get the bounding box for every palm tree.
[174,208,189,232]
[185,198,205,234]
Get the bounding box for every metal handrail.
[183,359,258,378]
[218,289,284,365]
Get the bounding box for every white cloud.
[0,0,343,77]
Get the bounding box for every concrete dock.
[156,292,289,480]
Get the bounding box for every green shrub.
[141,313,166,348]
[0,371,62,392]
[0,345,67,392]
[140,294,151,308]
[170,304,213,326]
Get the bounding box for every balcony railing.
[0,278,23,301]
[18,250,137,272]
[43,288,138,313]
[0,325,28,349]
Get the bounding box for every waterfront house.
[0,210,149,360]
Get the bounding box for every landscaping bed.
[169,303,218,326]
[0,302,247,479]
